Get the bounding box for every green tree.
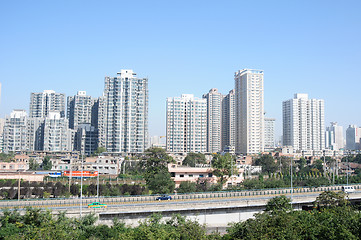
[242,178,265,190]
[29,158,40,170]
[147,171,175,194]
[314,191,348,209]
[276,156,291,175]
[354,154,361,163]
[227,204,360,240]
[177,181,196,193]
[265,195,292,213]
[211,153,236,184]
[182,153,207,167]
[42,156,52,170]
[142,148,175,194]
[0,153,14,162]
[254,154,278,174]
[94,147,107,155]
[298,157,307,171]
[312,159,324,173]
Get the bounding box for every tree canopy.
[211,153,237,184]
[227,193,359,240]
[142,148,175,194]
[265,195,292,213]
[314,191,348,209]
[42,156,52,170]
[182,153,207,167]
[254,154,278,174]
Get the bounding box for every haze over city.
[1,0,361,139]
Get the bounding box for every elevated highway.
[1,185,361,231]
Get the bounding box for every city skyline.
[1,1,361,139]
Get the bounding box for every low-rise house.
[0,161,28,171]
[168,164,244,188]
[83,156,122,175]
[51,155,122,175]
[0,171,44,181]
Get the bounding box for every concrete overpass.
[1,184,361,232]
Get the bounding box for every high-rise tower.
[98,69,148,153]
[346,125,361,150]
[203,88,223,153]
[3,110,28,153]
[30,90,66,118]
[325,122,344,150]
[235,69,264,155]
[264,118,276,151]
[283,93,325,151]
[221,89,235,151]
[166,94,207,153]
[67,91,96,130]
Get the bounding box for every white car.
[342,186,355,193]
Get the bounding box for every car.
[156,195,172,201]
[342,186,355,193]
[88,202,107,208]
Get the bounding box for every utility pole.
[323,150,326,178]
[80,154,83,218]
[290,157,293,201]
[333,160,335,185]
[18,171,20,201]
[68,160,72,193]
[347,151,349,186]
[231,155,234,186]
[97,158,99,201]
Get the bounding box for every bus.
[35,171,62,178]
[63,171,98,178]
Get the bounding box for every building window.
[180,174,184,178]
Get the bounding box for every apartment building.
[166,94,207,153]
[221,89,235,152]
[67,91,98,131]
[30,90,66,118]
[264,118,276,151]
[203,88,223,153]
[3,110,28,153]
[98,69,149,153]
[235,69,264,155]
[283,93,325,151]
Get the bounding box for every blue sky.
[1,0,360,139]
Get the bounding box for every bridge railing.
[0,184,359,208]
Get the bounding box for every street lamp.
[346,151,349,186]
[290,157,293,201]
[97,158,99,201]
[80,153,83,218]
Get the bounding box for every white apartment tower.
[166,94,207,153]
[67,91,96,130]
[0,118,5,152]
[75,123,98,156]
[346,125,361,150]
[203,88,223,153]
[325,122,344,150]
[27,117,44,151]
[264,118,276,150]
[43,112,72,152]
[221,89,235,151]
[283,94,325,151]
[3,110,28,153]
[30,90,66,118]
[235,69,264,155]
[99,69,149,153]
